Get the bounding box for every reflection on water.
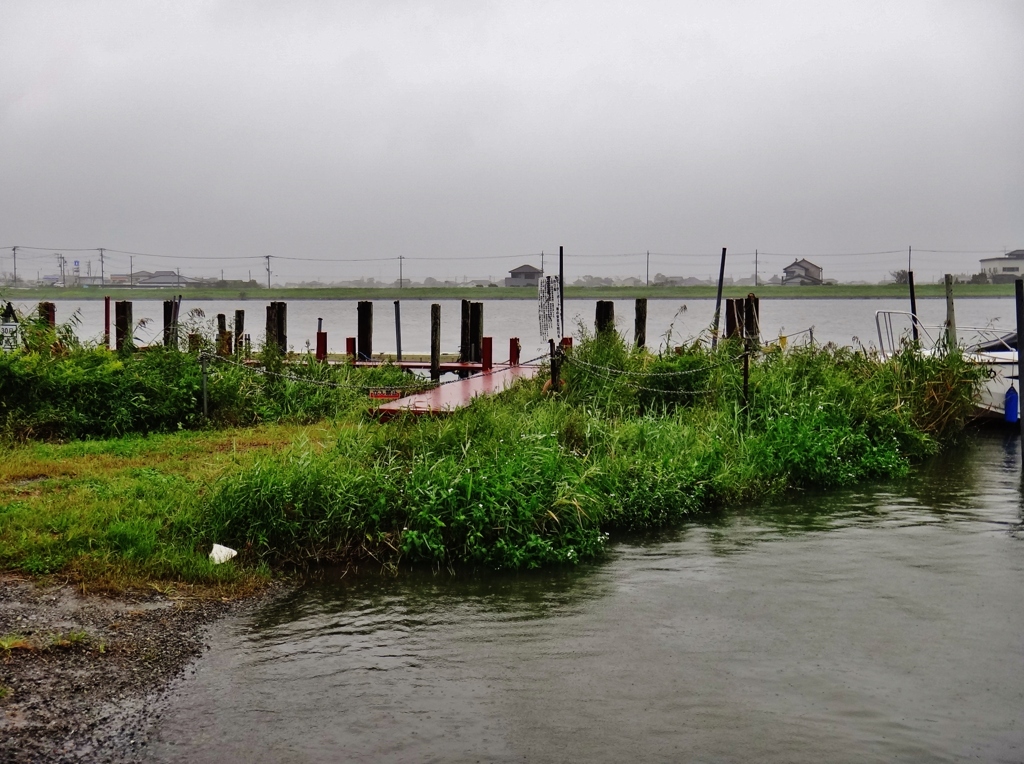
[149,431,1024,763]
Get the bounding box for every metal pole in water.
[908,270,919,342]
[712,247,727,349]
[1015,279,1023,425]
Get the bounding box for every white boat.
[875,310,1018,420]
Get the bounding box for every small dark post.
[275,301,287,353]
[38,302,55,327]
[163,300,174,345]
[482,337,493,371]
[725,298,741,339]
[170,295,181,348]
[346,337,357,364]
[217,313,231,356]
[394,300,403,362]
[459,299,471,361]
[114,301,132,351]
[201,355,208,419]
[1016,279,1024,424]
[711,247,727,349]
[595,300,615,334]
[510,337,521,366]
[634,298,647,348]
[265,302,278,351]
[469,302,483,363]
[234,310,245,354]
[315,317,327,361]
[549,338,561,393]
[908,271,919,342]
[744,293,760,348]
[430,303,441,381]
[104,296,111,349]
[357,300,373,360]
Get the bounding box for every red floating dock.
[375,364,540,419]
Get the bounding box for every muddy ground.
[0,575,276,763]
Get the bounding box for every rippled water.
[148,432,1024,763]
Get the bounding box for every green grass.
[0,328,984,589]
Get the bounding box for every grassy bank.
[0,325,984,590]
[2,282,1014,302]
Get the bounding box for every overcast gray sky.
[1,0,1022,285]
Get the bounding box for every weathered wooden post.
[275,301,287,353]
[346,337,356,364]
[459,299,471,362]
[744,293,760,348]
[944,274,957,348]
[908,271,919,342]
[725,298,741,339]
[163,300,174,346]
[595,300,614,334]
[234,310,245,354]
[394,300,403,362]
[104,296,111,349]
[315,317,327,361]
[357,300,372,360]
[634,298,647,348]
[711,247,727,349]
[114,301,132,350]
[38,302,55,327]
[217,313,231,356]
[170,295,181,348]
[265,302,278,351]
[469,302,483,363]
[430,303,441,381]
[482,337,493,371]
[509,337,521,366]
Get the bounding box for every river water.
[147,431,1024,763]
[12,296,1020,358]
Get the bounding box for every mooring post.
[170,295,182,348]
[346,337,356,364]
[725,298,740,339]
[482,337,493,371]
[908,271,919,342]
[459,299,470,360]
[114,301,132,351]
[201,354,208,419]
[595,300,615,334]
[163,300,174,346]
[559,245,565,338]
[745,293,760,348]
[469,302,483,364]
[356,301,372,361]
[275,301,287,353]
[38,302,55,327]
[510,337,521,366]
[711,247,727,349]
[430,303,441,381]
[234,310,245,355]
[104,296,111,349]
[265,302,278,351]
[635,298,647,348]
[944,274,957,349]
[394,300,403,362]
[1015,279,1024,425]
[315,317,327,361]
[217,313,231,356]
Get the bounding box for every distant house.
[135,270,200,287]
[980,250,1024,283]
[505,264,542,287]
[782,259,823,286]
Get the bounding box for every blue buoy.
[1005,384,1019,424]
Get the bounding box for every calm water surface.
[148,432,1024,763]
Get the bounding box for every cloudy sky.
[1,1,1022,285]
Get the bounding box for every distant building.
[505,264,542,287]
[135,270,200,287]
[979,250,1024,283]
[781,259,823,286]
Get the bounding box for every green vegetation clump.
[0,320,984,585]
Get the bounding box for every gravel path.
[0,575,276,763]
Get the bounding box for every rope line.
[562,352,743,378]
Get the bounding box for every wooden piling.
[482,337,493,371]
[469,302,483,363]
[509,337,521,366]
[744,293,760,347]
[394,300,403,362]
[315,330,327,361]
[114,301,132,351]
[38,302,55,327]
[357,301,373,360]
[163,300,174,346]
[460,300,471,362]
[346,337,356,364]
[430,304,441,381]
[634,298,647,348]
[1016,280,1023,424]
[104,296,111,349]
[234,310,244,354]
[595,300,615,334]
[216,313,231,356]
[944,274,957,348]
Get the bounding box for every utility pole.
[57,253,66,287]
[755,249,758,287]
[99,248,105,286]
[399,255,404,288]
[541,250,545,274]
[177,267,181,288]
[908,245,912,273]
[129,255,134,286]
[265,255,271,289]
[11,246,16,287]
[646,250,650,287]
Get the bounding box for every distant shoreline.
[0,283,1013,302]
